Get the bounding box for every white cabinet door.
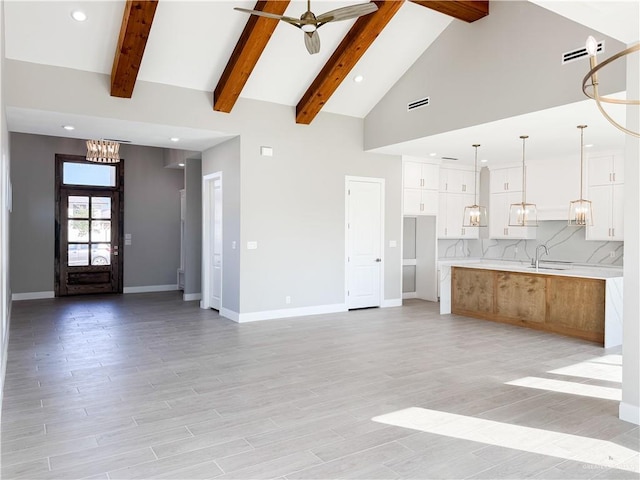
[403,188,423,216]
[588,154,624,186]
[490,166,522,193]
[403,161,423,189]
[438,192,479,239]
[586,183,624,241]
[437,192,448,238]
[612,184,624,240]
[422,163,440,190]
[489,191,536,239]
[586,185,612,240]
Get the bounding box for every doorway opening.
[55,154,124,296]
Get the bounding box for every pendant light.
[462,144,487,227]
[508,135,538,227]
[568,125,593,226]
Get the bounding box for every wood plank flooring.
[1,293,638,479]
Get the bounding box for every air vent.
[562,41,604,64]
[407,96,430,111]
[441,156,458,161]
[104,138,131,143]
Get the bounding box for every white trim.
[619,402,640,425]
[234,303,347,323]
[201,172,223,310]
[345,176,385,310]
[123,285,178,294]
[12,291,54,301]
[402,292,417,299]
[382,298,402,308]
[183,293,202,301]
[220,307,239,322]
[402,259,417,266]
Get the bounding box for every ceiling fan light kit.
[234,0,378,54]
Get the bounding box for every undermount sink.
[528,265,569,271]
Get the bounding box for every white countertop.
[439,259,623,280]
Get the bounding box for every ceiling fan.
[234,1,379,55]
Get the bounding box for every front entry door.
[55,155,124,296]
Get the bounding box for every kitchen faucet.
[532,244,549,269]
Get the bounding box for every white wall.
[0,0,10,416]
[621,43,639,425]
[183,158,202,299]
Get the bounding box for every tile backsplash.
[439,220,623,266]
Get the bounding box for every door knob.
[375,258,381,262]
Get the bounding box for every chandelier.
[86,139,120,164]
[462,144,487,227]
[508,135,538,227]
[568,125,593,226]
[582,36,639,138]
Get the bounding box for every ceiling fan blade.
[233,7,301,25]
[304,30,321,55]
[316,2,378,24]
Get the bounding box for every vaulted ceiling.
[3,1,638,157]
[109,0,488,124]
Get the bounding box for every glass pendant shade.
[568,199,593,226]
[509,202,538,226]
[568,125,593,226]
[463,204,488,227]
[462,143,488,227]
[508,135,538,227]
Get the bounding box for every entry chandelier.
[582,36,640,138]
[568,125,593,226]
[462,144,487,227]
[86,139,120,164]
[508,135,538,227]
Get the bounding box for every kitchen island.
[439,260,623,347]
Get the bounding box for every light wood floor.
[1,293,638,479]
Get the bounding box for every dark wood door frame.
[55,154,124,296]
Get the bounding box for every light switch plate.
[389,240,397,248]
[247,241,258,250]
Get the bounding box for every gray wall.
[184,158,202,296]
[234,100,402,314]
[9,133,184,293]
[202,137,241,313]
[364,1,628,150]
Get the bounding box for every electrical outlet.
[285,296,291,304]
[610,251,616,258]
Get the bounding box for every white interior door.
[346,177,384,309]
[210,177,222,310]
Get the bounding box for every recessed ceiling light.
[71,10,87,22]
[585,144,594,148]
[429,152,437,157]
[178,163,185,167]
[170,137,180,142]
[480,159,489,163]
[353,75,364,83]
[62,125,75,131]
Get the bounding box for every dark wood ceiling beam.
[214,1,291,113]
[410,1,488,23]
[296,0,404,125]
[111,0,159,98]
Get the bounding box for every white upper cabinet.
[586,153,624,241]
[488,165,536,240]
[489,166,523,194]
[587,154,624,186]
[438,166,479,239]
[402,160,439,216]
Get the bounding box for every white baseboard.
[402,292,417,299]
[236,303,347,323]
[619,402,640,425]
[220,308,239,322]
[124,285,178,294]
[183,293,202,301]
[381,298,402,308]
[12,291,54,301]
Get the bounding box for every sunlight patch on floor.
[505,376,621,401]
[372,407,638,473]
[548,359,621,383]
